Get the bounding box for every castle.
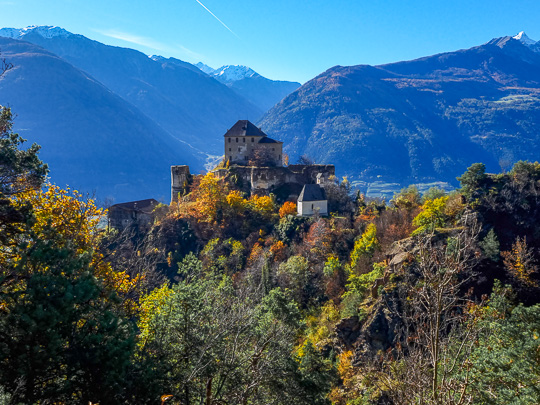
[171,120,334,203]
[224,120,283,166]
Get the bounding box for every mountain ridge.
[0,36,198,201]
[259,34,540,192]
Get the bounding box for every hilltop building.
[297,184,328,216]
[224,120,283,166]
[171,119,335,203]
[108,198,159,231]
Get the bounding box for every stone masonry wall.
[212,164,335,200]
[171,165,191,204]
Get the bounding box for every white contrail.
[194,0,240,39]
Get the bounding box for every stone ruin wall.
[213,164,335,199]
[171,165,191,204]
[172,164,335,202]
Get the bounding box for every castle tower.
[171,165,191,204]
[224,120,283,167]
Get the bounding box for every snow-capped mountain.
[0,25,299,199]
[0,25,72,39]
[212,65,259,82]
[512,31,540,52]
[193,62,301,111]
[513,31,537,46]
[195,63,259,82]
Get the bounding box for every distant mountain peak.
[213,65,258,82]
[513,31,537,46]
[0,25,73,40]
[195,62,260,83]
[195,62,215,75]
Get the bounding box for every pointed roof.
[224,120,267,137]
[298,184,326,202]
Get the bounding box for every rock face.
[335,316,362,349]
[354,302,400,363]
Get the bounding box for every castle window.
[238,147,241,151]
[243,138,245,143]
[272,148,275,151]
[228,138,231,143]
[236,138,238,142]
[229,148,231,151]
[251,138,254,142]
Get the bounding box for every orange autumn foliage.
[279,201,297,218]
[269,240,287,262]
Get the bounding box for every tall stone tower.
[171,165,191,204]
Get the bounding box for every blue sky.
[1,0,539,83]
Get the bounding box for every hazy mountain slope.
[6,27,263,154]
[228,76,301,112]
[0,37,198,202]
[259,35,540,187]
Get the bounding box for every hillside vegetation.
[1,104,539,404]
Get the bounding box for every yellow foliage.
[248,194,275,215]
[296,302,340,358]
[269,240,287,262]
[337,350,354,379]
[4,183,142,313]
[226,190,247,214]
[193,172,227,223]
[231,240,244,256]
[138,283,173,347]
[444,192,465,218]
[350,223,379,269]
[13,184,102,252]
[412,196,449,235]
[502,236,538,286]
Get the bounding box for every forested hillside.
[1,103,539,404]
